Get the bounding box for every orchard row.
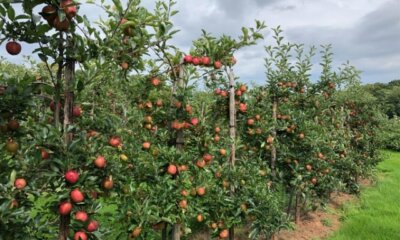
[0,1,381,240]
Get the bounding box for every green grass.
[328,150,400,240]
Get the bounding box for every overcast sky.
[2,0,399,85]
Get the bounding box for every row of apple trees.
[0,0,382,240]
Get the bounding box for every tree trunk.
[271,98,277,178]
[54,32,64,128]
[295,192,301,224]
[58,59,75,240]
[161,224,168,240]
[228,68,236,240]
[171,64,185,240]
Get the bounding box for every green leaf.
[38,53,48,62]
[112,0,123,13]
[7,6,15,20]
[9,170,16,185]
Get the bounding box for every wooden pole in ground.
[228,67,236,240]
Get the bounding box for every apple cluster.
[41,0,78,32]
[183,55,237,69]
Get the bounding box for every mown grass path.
[328,150,400,240]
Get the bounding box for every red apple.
[201,56,210,66]
[203,153,213,162]
[61,0,77,19]
[65,170,79,184]
[192,57,200,66]
[214,61,222,69]
[14,178,26,190]
[86,220,99,232]
[109,136,121,147]
[183,55,193,63]
[151,77,160,86]
[142,141,151,149]
[75,211,88,222]
[53,16,70,31]
[239,103,247,112]
[94,155,106,168]
[50,101,62,111]
[167,164,177,175]
[41,149,50,159]
[73,106,82,117]
[59,201,72,215]
[190,118,199,126]
[41,5,57,24]
[6,41,21,55]
[74,231,87,240]
[70,189,85,203]
[102,178,113,190]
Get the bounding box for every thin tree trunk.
[286,188,294,216]
[161,224,168,240]
[54,32,64,128]
[271,98,277,177]
[59,59,75,240]
[228,68,236,240]
[63,60,75,145]
[172,64,185,240]
[295,192,301,224]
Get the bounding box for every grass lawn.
[328,150,400,240]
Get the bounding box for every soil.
[274,192,355,240]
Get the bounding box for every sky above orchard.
[2,0,399,85]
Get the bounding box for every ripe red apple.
[190,118,199,126]
[8,119,20,131]
[109,136,121,147]
[120,62,129,70]
[220,91,228,97]
[311,177,317,185]
[306,164,312,171]
[94,155,106,168]
[201,56,210,66]
[215,88,222,95]
[192,57,200,66]
[53,16,70,31]
[14,178,26,190]
[6,41,21,55]
[59,201,72,215]
[151,77,160,86]
[73,106,82,117]
[50,101,62,111]
[196,186,206,196]
[86,220,99,232]
[61,0,77,19]
[239,85,247,92]
[239,103,247,112]
[142,141,151,149]
[74,231,87,240]
[70,189,85,203]
[235,90,242,96]
[75,211,88,222]
[214,61,222,69]
[247,119,254,125]
[167,164,177,175]
[41,5,57,24]
[102,178,113,190]
[183,55,193,63]
[65,170,79,184]
[203,153,213,162]
[41,149,50,159]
